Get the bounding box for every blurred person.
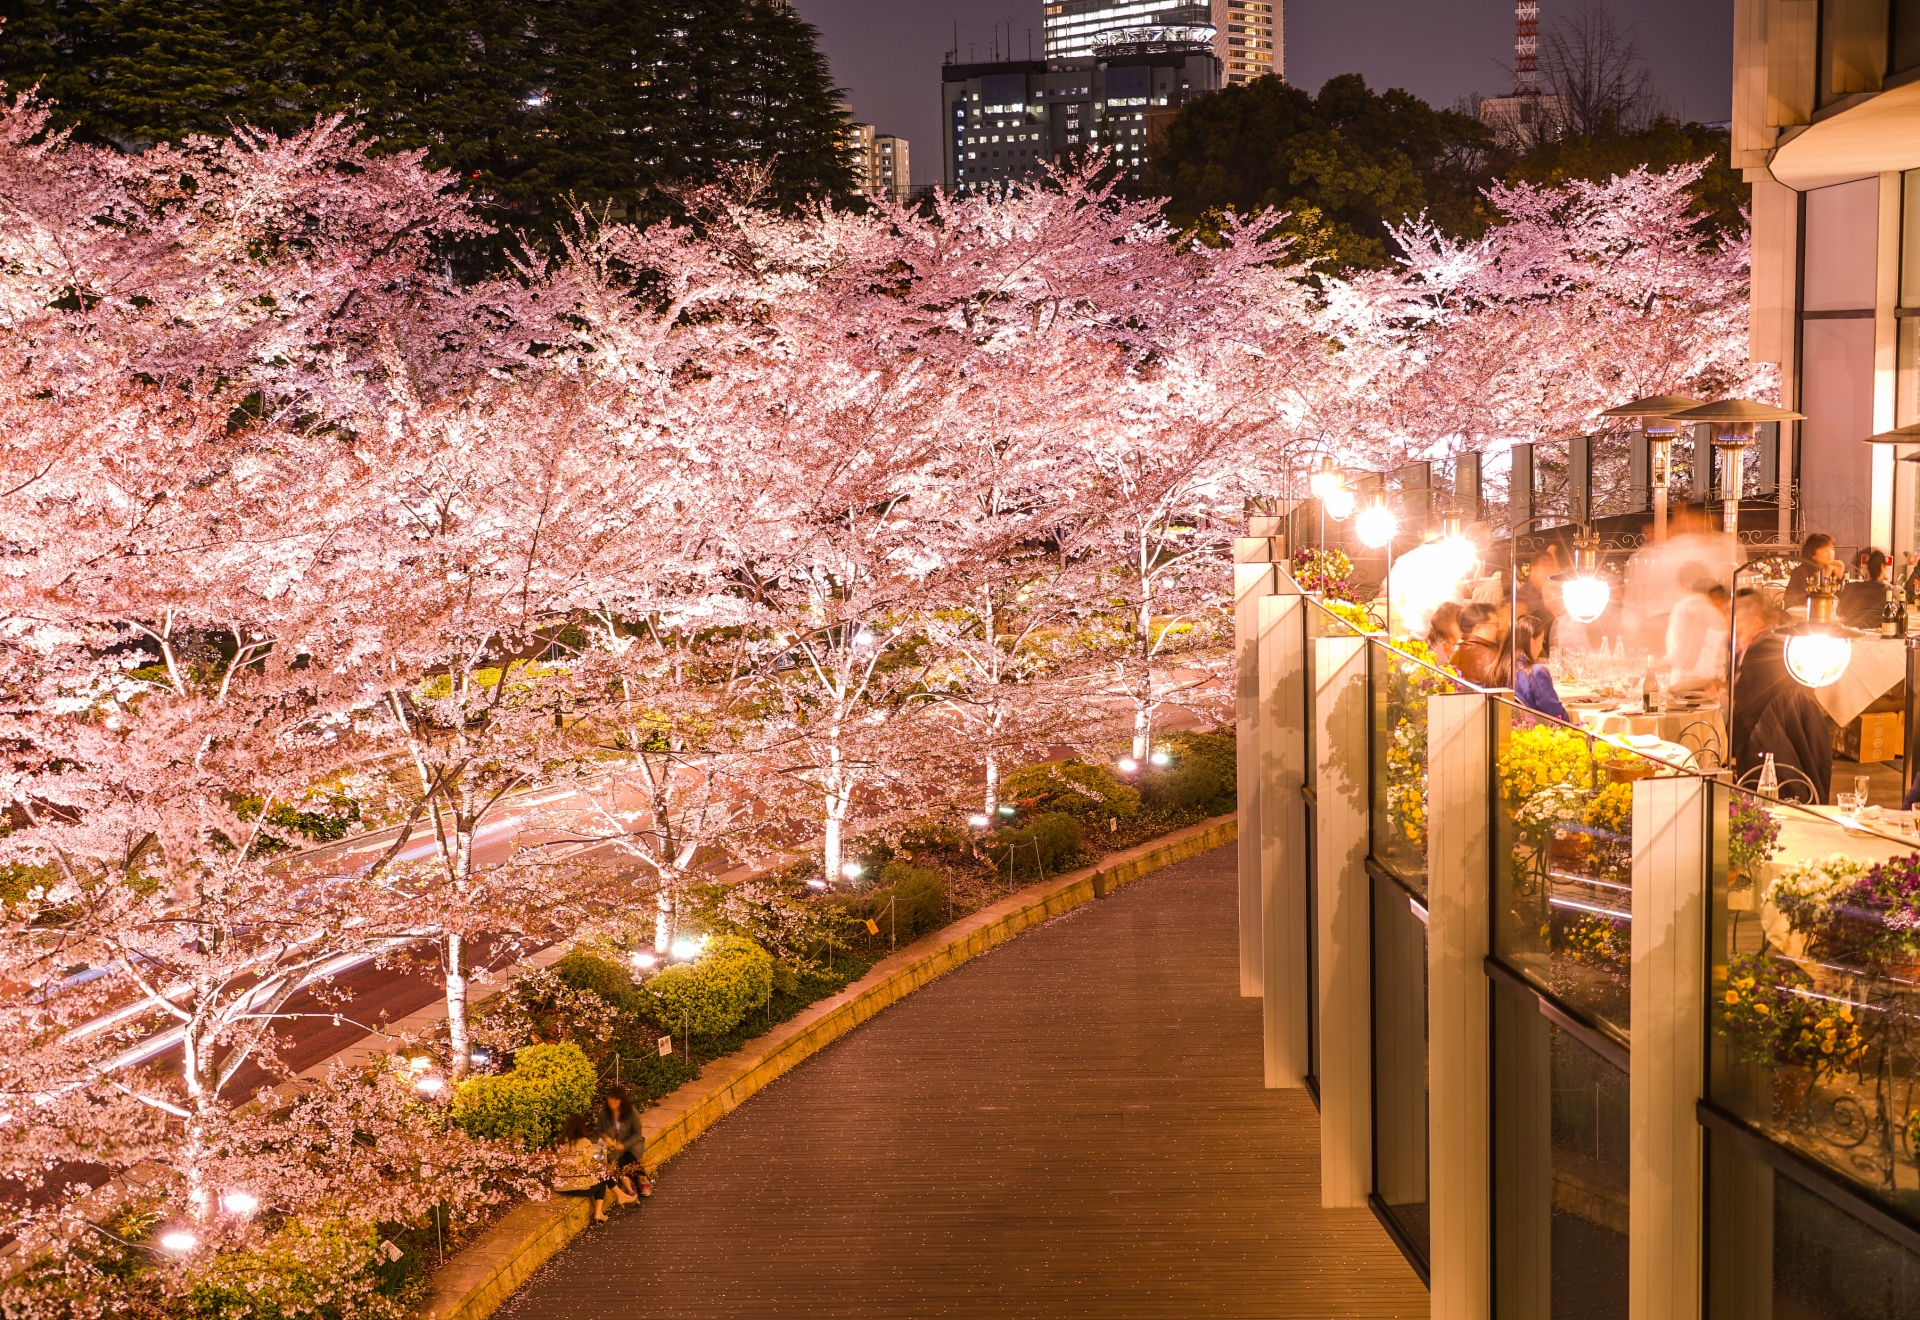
[554,1113,623,1221]
[594,1086,653,1200]
[1622,503,1737,659]
[1903,550,1919,604]
[1732,619,1833,805]
[1732,589,1779,667]
[1451,603,1508,688]
[1426,601,1465,664]
[1783,533,1838,613]
[1516,542,1566,622]
[1839,548,1892,628]
[1664,570,1730,695]
[1511,614,1570,721]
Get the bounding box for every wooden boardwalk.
[498,845,1428,1319]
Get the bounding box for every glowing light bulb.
[160,1231,197,1253]
[407,1056,432,1073]
[852,629,876,647]
[670,937,702,959]
[1307,458,1339,499]
[221,1191,259,1216]
[414,1075,445,1095]
[1355,500,1397,548]
[1323,487,1356,521]
[968,813,991,827]
[806,878,828,890]
[841,862,864,880]
[631,952,657,970]
[1117,756,1139,774]
[1785,632,1851,688]
[996,804,1016,816]
[1149,750,1171,766]
[1562,575,1611,624]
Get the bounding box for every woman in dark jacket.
[594,1087,653,1200]
[1732,630,1833,804]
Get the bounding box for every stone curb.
[419,813,1237,1320]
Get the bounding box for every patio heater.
[1597,394,1701,545]
[1669,398,1805,543]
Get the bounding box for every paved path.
[498,845,1428,1319]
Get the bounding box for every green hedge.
[836,863,946,944]
[185,1220,404,1320]
[450,1042,597,1149]
[552,949,642,1014]
[643,935,773,1036]
[1138,729,1236,817]
[1000,760,1140,822]
[984,811,1083,880]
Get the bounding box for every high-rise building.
[874,135,910,204]
[844,119,876,193]
[1209,0,1280,85]
[946,24,1219,195]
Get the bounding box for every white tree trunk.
[1133,704,1151,760]
[653,887,674,952]
[445,931,469,1079]
[823,803,845,885]
[983,749,1000,817]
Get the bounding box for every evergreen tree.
[0,0,853,225]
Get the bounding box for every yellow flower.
[1725,990,1740,1004]
[1755,1002,1770,1015]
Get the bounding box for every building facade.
[940,37,1218,194]
[1208,0,1279,85]
[1733,0,1920,559]
[874,135,910,204]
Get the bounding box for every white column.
[1875,170,1901,553]
[1630,774,1710,1320]
[1258,585,1309,1088]
[1428,691,1492,1320]
[1236,535,1277,998]
[1315,632,1371,1205]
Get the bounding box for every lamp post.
[1598,394,1702,545]
[1668,399,1805,543]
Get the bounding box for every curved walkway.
[498,846,1427,1319]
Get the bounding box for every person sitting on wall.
[1510,613,1570,721]
[1731,608,1833,805]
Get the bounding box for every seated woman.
[1426,600,1464,665]
[1450,602,1509,688]
[1838,548,1892,629]
[1510,613,1570,721]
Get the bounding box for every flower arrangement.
[1719,950,1865,1077]
[1318,598,1382,634]
[1822,850,1920,969]
[1563,913,1630,971]
[1767,853,1868,928]
[1727,794,1783,885]
[1498,723,1622,803]
[1581,780,1635,837]
[1381,640,1458,854]
[1293,547,1354,599]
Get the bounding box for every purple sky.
[791,0,1735,187]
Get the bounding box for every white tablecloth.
[1573,706,1728,761]
[1810,636,1907,727]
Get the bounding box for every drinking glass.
[1856,775,1874,809]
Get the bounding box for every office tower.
[845,120,876,194]
[875,135,910,203]
[941,25,1219,195]
[1210,0,1280,85]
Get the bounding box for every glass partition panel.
[1368,637,1459,902]
[1707,1127,1920,1319]
[1490,697,1690,1044]
[1493,979,1631,1320]
[1709,781,1920,1223]
[1373,866,1430,1268]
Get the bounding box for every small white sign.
[658,1035,673,1057]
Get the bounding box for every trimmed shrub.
[642,934,773,1036]
[552,949,642,1014]
[985,811,1083,880]
[184,1219,406,1320]
[451,1042,596,1148]
[1000,760,1141,822]
[836,862,946,944]
[1138,729,1236,817]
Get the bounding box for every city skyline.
[793,0,1734,187]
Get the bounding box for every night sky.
[791,0,1735,187]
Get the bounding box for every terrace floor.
[498,845,1428,1319]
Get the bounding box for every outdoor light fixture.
[407,1056,431,1073]
[1117,755,1139,774]
[1307,455,1341,499]
[631,951,657,970]
[1322,483,1356,521]
[670,936,704,958]
[852,629,876,648]
[968,813,990,827]
[159,1231,198,1254]
[414,1075,445,1095]
[840,862,864,881]
[1149,750,1171,767]
[1599,394,1702,544]
[1668,398,1804,540]
[806,878,828,890]
[220,1192,259,1216]
[996,804,1016,816]
[1785,574,1853,689]
[1560,532,1611,625]
[1355,496,1397,548]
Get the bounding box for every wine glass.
[1856,774,1874,810]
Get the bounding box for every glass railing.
[1369,636,1461,901]
[1707,782,1920,1225]
[1490,697,1694,1046]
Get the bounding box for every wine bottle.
[1883,592,1902,638]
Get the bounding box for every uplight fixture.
[1117,756,1139,774]
[414,1076,445,1095]
[159,1231,198,1254]
[968,813,991,828]
[220,1192,259,1216]
[631,951,657,970]
[1149,750,1171,767]
[840,862,864,881]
